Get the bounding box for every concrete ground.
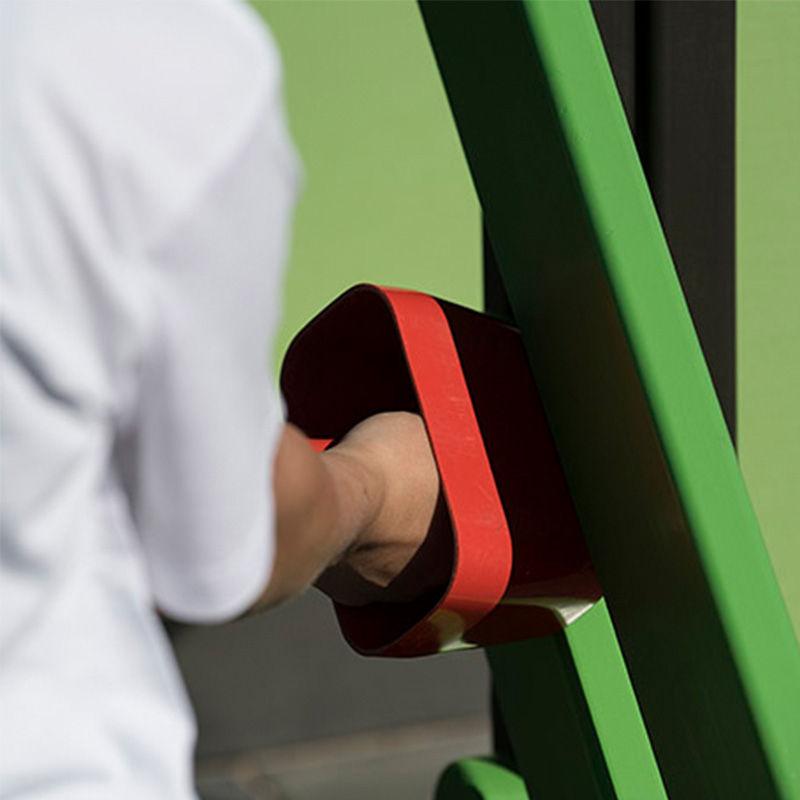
[196,714,491,800]
[173,589,493,800]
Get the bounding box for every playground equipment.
[280,2,800,797]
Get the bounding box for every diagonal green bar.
[421,1,800,798]
[484,232,664,798]
[484,210,664,799]
[490,632,616,799]
[436,757,529,800]
[565,602,667,799]
[489,602,667,799]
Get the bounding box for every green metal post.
[421,1,800,797]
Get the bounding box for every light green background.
[254,0,799,636]
[738,0,800,637]
[251,0,480,371]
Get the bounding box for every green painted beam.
[489,603,666,799]
[436,758,528,800]
[490,633,615,799]
[421,1,800,798]
[565,602,667,799]
[483,241,665,798]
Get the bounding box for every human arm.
[252,411,450,611]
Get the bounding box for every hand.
[315,412,451,607]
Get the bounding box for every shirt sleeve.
[129,66,300,624]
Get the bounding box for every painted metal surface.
[421,0,800,797]
[482,7,736,792]
[487,602,669,799]
[281,285,600,657]
[483,230,666,800]
[436,758,528,800]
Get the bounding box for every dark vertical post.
[636,0,737,441]
[590,0,637,130]
[591,0,737,442]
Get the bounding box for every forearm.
[249,412,445,614]
[251,423,381,610]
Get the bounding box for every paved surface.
[196,714,492,800]
[171,590,491,757]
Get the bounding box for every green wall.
[251,1,480,370]
[738,0,800,637]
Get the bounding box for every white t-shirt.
[0,1,299,796]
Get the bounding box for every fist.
[315,412,451,606]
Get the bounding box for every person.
[0,1,446,797]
